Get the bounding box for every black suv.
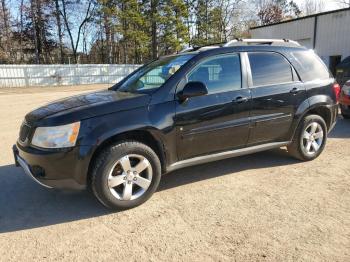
[13,40,339,209]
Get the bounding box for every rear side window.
[290,50,330,81]
[248,52,293,86]
[188,54,241,94]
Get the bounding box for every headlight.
[342,84,350,95]
[31,122,81,149]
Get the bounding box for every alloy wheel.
[302,122,324,155]
[107,154,153,201]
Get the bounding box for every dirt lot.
[0,85,349,261]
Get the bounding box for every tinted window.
[290,50,330,81]
[188,54,241,93]
[341,56,350,64]
[248,52,293,86]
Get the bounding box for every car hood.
[25,89,150,124]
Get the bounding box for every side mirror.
[178,81,208,101]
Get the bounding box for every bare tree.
[302,0,325,15]
[258,2,283,25]
[30,0,40,64]
[60,0,95,63]
[1,0,13,62]
[19,0,25,62]
[334,0,350,7]
[217,0,243,41]
[54,0,64,63]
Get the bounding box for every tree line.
[0,0,335,64]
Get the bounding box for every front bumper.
[13,143,94,190]
[15,151,53,189]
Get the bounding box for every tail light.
[333,83,341,102]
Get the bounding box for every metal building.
[250,7,350,75]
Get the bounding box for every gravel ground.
[0,85,349,261]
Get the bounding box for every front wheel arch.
[87,130,166,188]
[90,140,162,209]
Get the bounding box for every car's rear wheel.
[91,141,161,210]
[288,114,327,161]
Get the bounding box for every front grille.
[19,122,31,143]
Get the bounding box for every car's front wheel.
[91,141,161,210]
[288,114,327,161]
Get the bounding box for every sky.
[294,0,348,11]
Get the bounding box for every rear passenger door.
[247,52,307,145]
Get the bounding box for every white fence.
[0,64,141,88]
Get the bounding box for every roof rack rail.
[179,42,225,53]
[223,38,300,47]
[179,38,301,54]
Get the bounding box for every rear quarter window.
[289,50,330,82]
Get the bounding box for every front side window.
[248,52,293,86]
[188,54,241,94]
[117,54,194,93]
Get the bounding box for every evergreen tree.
[0,0,304,64]
[158,0,189,55]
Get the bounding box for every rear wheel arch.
[289,103,333,142]
[306,106,332,129]
[87,129,166,187]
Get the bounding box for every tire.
[287,114,327,161]
[91,141,161,210]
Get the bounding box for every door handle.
[290,87,300,94]
[233,96,249,103]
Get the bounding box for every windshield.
[341,56,350,64]
[117,54,194,93]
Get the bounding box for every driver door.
[175,53,252,160]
